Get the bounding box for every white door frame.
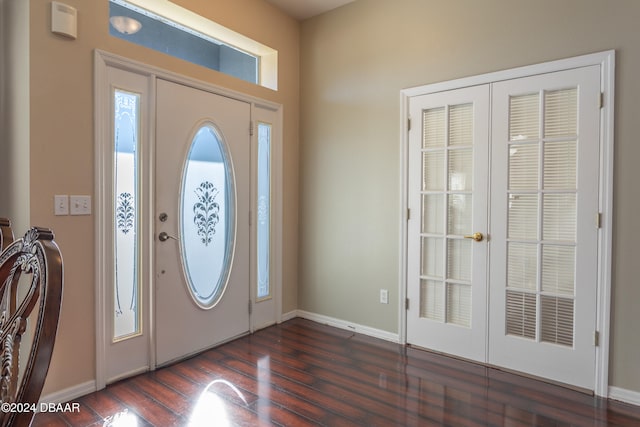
[399,50,615,397]
[94,49,283,390]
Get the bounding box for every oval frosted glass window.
[180,124,234,309]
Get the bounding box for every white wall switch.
[54,195,69,216]
[70,195,91,215]
[380,289,389,304]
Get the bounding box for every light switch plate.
[54,195,69,216]
[70,195,91,215]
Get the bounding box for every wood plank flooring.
[33,318,640,426]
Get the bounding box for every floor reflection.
[188,379,248,426]
[103,409,138,427]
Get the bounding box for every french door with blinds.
[407,63,603,390]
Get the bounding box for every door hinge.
[407,208,411,221]
[596,212,602,229]
[594,330,599,346]
[249,210,252,227]
[599,92,604,109]
[408,117,412,131]
[406,298,410,310]
[250,121,254,136]
[248,300,253,315]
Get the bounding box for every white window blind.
[419,103,474,328]
[505,88,579,347]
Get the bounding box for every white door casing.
[155,79,251,367]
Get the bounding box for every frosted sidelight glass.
[113,89,140,340]
[257,123,271,300]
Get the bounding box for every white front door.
[488,66,601,390]
[407,85,490,362]
[155,79,251,366]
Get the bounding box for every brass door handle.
[463,232,484,242]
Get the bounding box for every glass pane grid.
[503,87,579,347]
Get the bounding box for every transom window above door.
[109,0,278,89]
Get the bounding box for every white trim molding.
[40,380,97,406]
[609,387,640,407]
[295,310,400,343]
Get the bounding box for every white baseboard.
[294,310,400,343]
[609,386,640,406]
[40,380,96,405]
[280,310,298,322]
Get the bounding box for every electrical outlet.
[380,289,389,304]
[54,195,69,216]
[70,195,91,215]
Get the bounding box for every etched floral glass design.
[181,125,234,308]
[257,123,271,300]
[113,89,140,340]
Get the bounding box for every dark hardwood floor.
[34,318,640,426]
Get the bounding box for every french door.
[407,64,602,390]
[155,79,251,366]
[488,66,600,389]
[406,85,489,362]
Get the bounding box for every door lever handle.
[158,231,178,242]
[463,232,484,242]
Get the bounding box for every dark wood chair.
[0,218,13,251]
[0,227,63,427]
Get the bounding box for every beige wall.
[299,0,640,392]
[26,0,299,394]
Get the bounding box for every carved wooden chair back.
[0,227,63,427]
[0,219,13,251]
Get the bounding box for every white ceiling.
[264,0,356,21]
